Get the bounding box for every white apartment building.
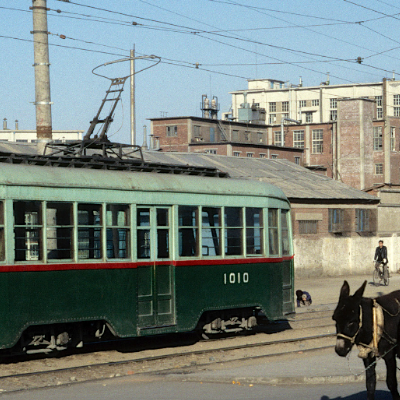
[0,118,84,143]
[230,78,400,125]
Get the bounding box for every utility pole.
[130,46,136,145]
[31,0,52,141]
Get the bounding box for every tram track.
[0,307,337,393]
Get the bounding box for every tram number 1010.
[223,272,249,285]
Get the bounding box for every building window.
[395,107,400,117]
[260,153,266,158]
[298,220,318,234]
[233,151,241,157]
[244,132,249,141]
[375,163,383,175]
[295,157,300,165]
[269,102,276,112]
[274,130,283,146]
[247,153,254,158]
[376,96,383,119]
[312,129,323,153]
[356,209,370,233]
[271,154,278,159]
[328,209,343,233]
[293,130,305,148]
[210,127,215,142]
[330,98,337,109]
[394,94,400,106]
[232,130,239,141]
[282,113,289,119]
[312,99,320,107]
[305,112,313,123]
[330,110,337,121]
[391,127,396,151]
[282,101,289,112]
[299,100,306,108]
[373,126,383,151]
[269,114,277,124]
[166,126,178,136]
[205,149,217,154]
[258,132,263,143]
[16,140,28,143]
[193,125,201,137]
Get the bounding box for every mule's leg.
[384,352,400,400]
[363,356,376,400]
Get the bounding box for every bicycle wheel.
[373,268,380,285]
[383,265,390,286]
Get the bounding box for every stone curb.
[181,373,391,386]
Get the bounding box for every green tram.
[0,160,294,354]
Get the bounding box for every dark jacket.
[374,246,388,263]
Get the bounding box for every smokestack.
[31,0,53,140]
[142,125,148,150]
[15,120,19,130]
[3,118,7,130]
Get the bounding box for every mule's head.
[332,280,366,357]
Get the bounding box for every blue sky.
[1,0,400,144]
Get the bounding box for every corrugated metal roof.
[140,152,379,202]
[0,143,378,202]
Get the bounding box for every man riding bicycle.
[374,239,388,276]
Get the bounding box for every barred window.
[373,126,383,151]
[293,130,305,148]
[298,220,318,234]
[328,209,343,233]
[356,209,370,232]
[78,204,102,260]
[312,129,323,153]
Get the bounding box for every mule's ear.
[339,280,350,300]
[353,280,367,300]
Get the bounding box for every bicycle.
[372,261,389,286]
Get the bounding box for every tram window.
[225,207,243,256]
[178,206,199,257]
[281,210,290,256]
[78,204,102,259]
[106,204,130,259]
[47,202,73,260]
[14,201,42,262]
[268,209,279,256]
[137,208,151,259]
[202,207,221,256]
[157,208,170,259]
[0,202,4,261]
[246,208,263,255]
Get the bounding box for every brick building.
[150,116,304,165]
[149,96,400,190]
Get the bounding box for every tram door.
[136,207,175,329]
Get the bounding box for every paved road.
[0,375,393,400]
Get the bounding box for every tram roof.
[0,159,288,202]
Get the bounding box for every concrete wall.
[294,235,400,278]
